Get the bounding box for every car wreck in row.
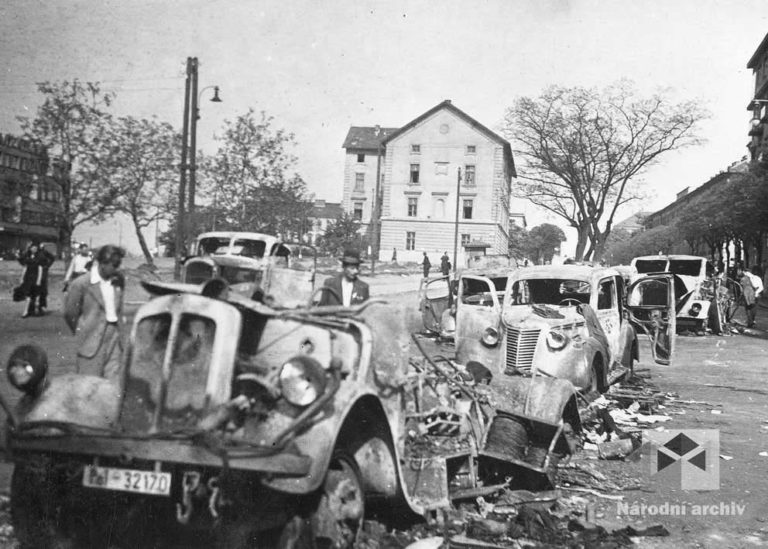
[422,264,676,393]
[5,276,594,548]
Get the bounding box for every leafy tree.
[319,213,365,256]
[607,224,678,264]
[17,80,116,256]
[525,223,566,264]
[200,109,313,238]
[508,223,529,260]
[95,116,180,264]
[502,81,707,261]
[602,227,633,264]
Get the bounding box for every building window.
[407,197,418,217]
[461,234,471,246]
[411,144,421,154]
[357,153,365,163]
[354,173,365,192]
[466,145,476,154]
[410,164,420,184]
[462,199,473,219]
[353,202,364,220]
[464,165,476,186]
[406,232,416,250]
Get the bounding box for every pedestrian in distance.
[17,240,55,317]
[738,265,764,328]
[440,251,451,276]
[317,248,370,307]
[422,252,431,278]
[63,243,92,291]
[391,247,398,264]
[63,244,127,384]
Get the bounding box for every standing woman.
[18,240,51,317]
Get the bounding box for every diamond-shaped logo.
[642,430,719,490]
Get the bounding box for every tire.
[11,462,68,549]
[590,358,606,394]
[709,299,723,335]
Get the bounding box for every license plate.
[83,465,171,496]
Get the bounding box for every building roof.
[748,32,768,69]
[644,171,743,224]
[342,126,399,150]
[310,201,343,219]
[614,211,650,231]
[382,100,517,178]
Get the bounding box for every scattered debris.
[720,455,734,461]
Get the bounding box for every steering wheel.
[559,298,582,307]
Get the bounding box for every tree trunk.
[574,224,590,261]
[131,213,154,266]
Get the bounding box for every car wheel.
[590,358,606,393]
[11,461,69,549]
[709,299,723,335]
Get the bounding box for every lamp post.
[453,167,462,272]
[174,56,221,280]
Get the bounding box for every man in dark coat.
[318,248,370,307]
[18,240,55,317]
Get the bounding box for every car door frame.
[418,275,453,334]
[455,274,503,371]
[626,273,676,365]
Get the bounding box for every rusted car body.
[184,231,316,308]
[454,265,676,393]
[5,278,582,548]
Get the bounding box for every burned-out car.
[454,265,676,393]
[184,231,317,308]
[630,254,740,334]
[5,278,583,548]
[418,256,517,340]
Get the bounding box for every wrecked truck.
[454,265,677,393]
[5,278,582,548]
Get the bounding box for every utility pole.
[174,57,194,280]
[453,167,462,272]
[188,57,199,221]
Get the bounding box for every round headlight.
[7,345,48,395]
[689,303,702,316]
[279,355,327,407]
[546,330,568,351]
[481,326,500,346]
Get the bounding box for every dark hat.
[340,248,363,265]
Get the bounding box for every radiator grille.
[505,328,540,374]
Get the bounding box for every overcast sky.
[1,0,766,254]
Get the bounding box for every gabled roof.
[342,126,399,150]
[382,100,517,177]
[748,32,768,69]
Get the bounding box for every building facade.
[747,32,768,162]
[306,199,343,245]
[342,101,515,264]
[0,133,62,256]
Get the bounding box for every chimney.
[676,187,689,200]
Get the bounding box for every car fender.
[496,375,582,431]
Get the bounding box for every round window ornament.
[439,123,450,134]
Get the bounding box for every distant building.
[0,133,62,256]
[509,212,527,229]
[613,211,650,235]
[343,100,516,264]
[306,199,343,245]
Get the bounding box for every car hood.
[502,304,586,330]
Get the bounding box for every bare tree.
[18,81,115,257]
[502,81,707,260]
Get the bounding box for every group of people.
[421,251,452,278]
[14,241,128,383]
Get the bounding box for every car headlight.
[7,345,48,395]
[481,326,500,346]
[279,355,327,407]
[546,330,568,351]
[688,303,702,316]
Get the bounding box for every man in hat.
[318,248,370,307]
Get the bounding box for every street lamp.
[174,56,222,280]
[453,166,462,272]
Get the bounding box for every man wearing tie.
[318,248,370,307]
